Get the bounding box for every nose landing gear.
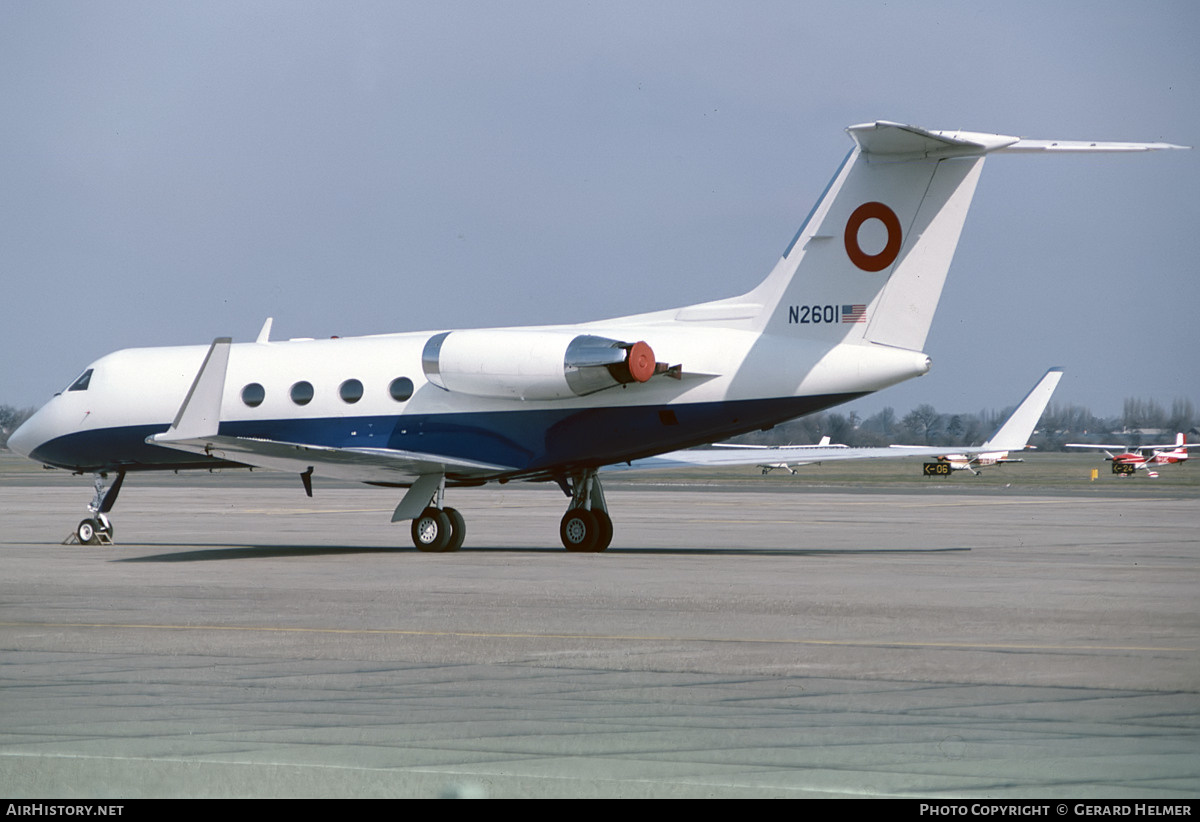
[73,514,113,546]
[63,472,124,546]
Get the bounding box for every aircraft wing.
[615,367,1063,474]
[148,433,514,483]
[1064,441,1190,452]
[606,444,851,471]
[605,442,1006,473]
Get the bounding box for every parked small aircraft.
[619,368,1062,476]
[1066,434,1191,477]
[8,121,1184,551]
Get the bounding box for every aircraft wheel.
[76,518,100,545]
[593,509,613,552]
[560,509,600,552]
[443,507,466,553]
[411,507,452,552]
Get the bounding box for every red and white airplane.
[1066,434,1191,477]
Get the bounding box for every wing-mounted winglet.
[980,368,1064,452]
[256,318,273,344]
[153,338,232,442]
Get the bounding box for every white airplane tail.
[681,122,1185,353]
[980,367,1064,452]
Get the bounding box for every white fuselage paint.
[15,323,929,462]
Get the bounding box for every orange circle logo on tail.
[845,202,901,272]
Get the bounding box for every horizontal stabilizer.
[997,138,1190,153]
[848,121,1189,159]
[847,121,1020,157]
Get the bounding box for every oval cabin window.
[290,381,314,406]
[389,377,414,402]
[242,383,265,408]
[339,379,364,404]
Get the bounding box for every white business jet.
[8,122,1184,551]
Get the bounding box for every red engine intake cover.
[626,341,656,383]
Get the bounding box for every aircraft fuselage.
[14,324,929,483]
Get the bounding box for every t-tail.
[683,121,1186,355]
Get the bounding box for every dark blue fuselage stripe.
[29,393,865,476]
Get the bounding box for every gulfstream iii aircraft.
[9,121,1185,552]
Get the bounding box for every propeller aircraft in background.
[1066,434,1191,478]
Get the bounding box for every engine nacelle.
[422,330,657,401]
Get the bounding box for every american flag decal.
[842,304,866,323]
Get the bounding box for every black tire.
[560,509,599,552]
[411,507,452,552]
[593,509,613,552]
[76,518,100,546]
[443,507,466,553]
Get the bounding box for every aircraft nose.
[7,407,46,460]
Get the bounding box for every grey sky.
[2,1,1196,422]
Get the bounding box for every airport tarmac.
[1,476,1197,798]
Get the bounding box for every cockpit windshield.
[66,368,93,392]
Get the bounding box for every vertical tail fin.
[711,122,1188,351]
[745,122,995,349]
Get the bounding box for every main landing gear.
[64,471,125,546]
[402,475,466,553]
[411,504,466,553]
[558,470,613,553]
[397,470,613,553]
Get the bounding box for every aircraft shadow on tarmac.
[112,545,972,561]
